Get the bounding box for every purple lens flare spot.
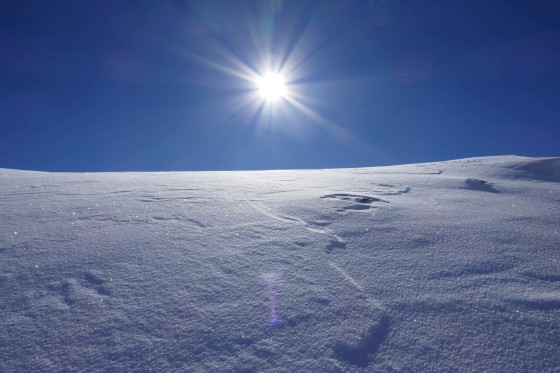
[268,289,278,326]
[262,273,282,327]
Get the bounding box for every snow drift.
[1,156,559,372]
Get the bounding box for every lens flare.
[262,273,281,327]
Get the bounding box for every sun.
[255,72,288,102]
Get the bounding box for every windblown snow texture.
[1,156,559,372]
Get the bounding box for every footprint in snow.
[370,183,412,196]
[321,193,388,213]
[48,271,112,307]
[464,178,500,193]
[328,261,390,367]
[332,313,391,367]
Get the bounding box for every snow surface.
[1,156,559,372]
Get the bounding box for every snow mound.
[1,156,559,372]
[515,157,560,181]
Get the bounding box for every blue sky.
[1,0,559,171]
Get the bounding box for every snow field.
[1,156,559,372]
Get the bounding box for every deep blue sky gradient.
[1,0,559,171]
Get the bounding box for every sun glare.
[178,4,343,136]
[256,73,288,102]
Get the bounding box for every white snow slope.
[1,156,559,372]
